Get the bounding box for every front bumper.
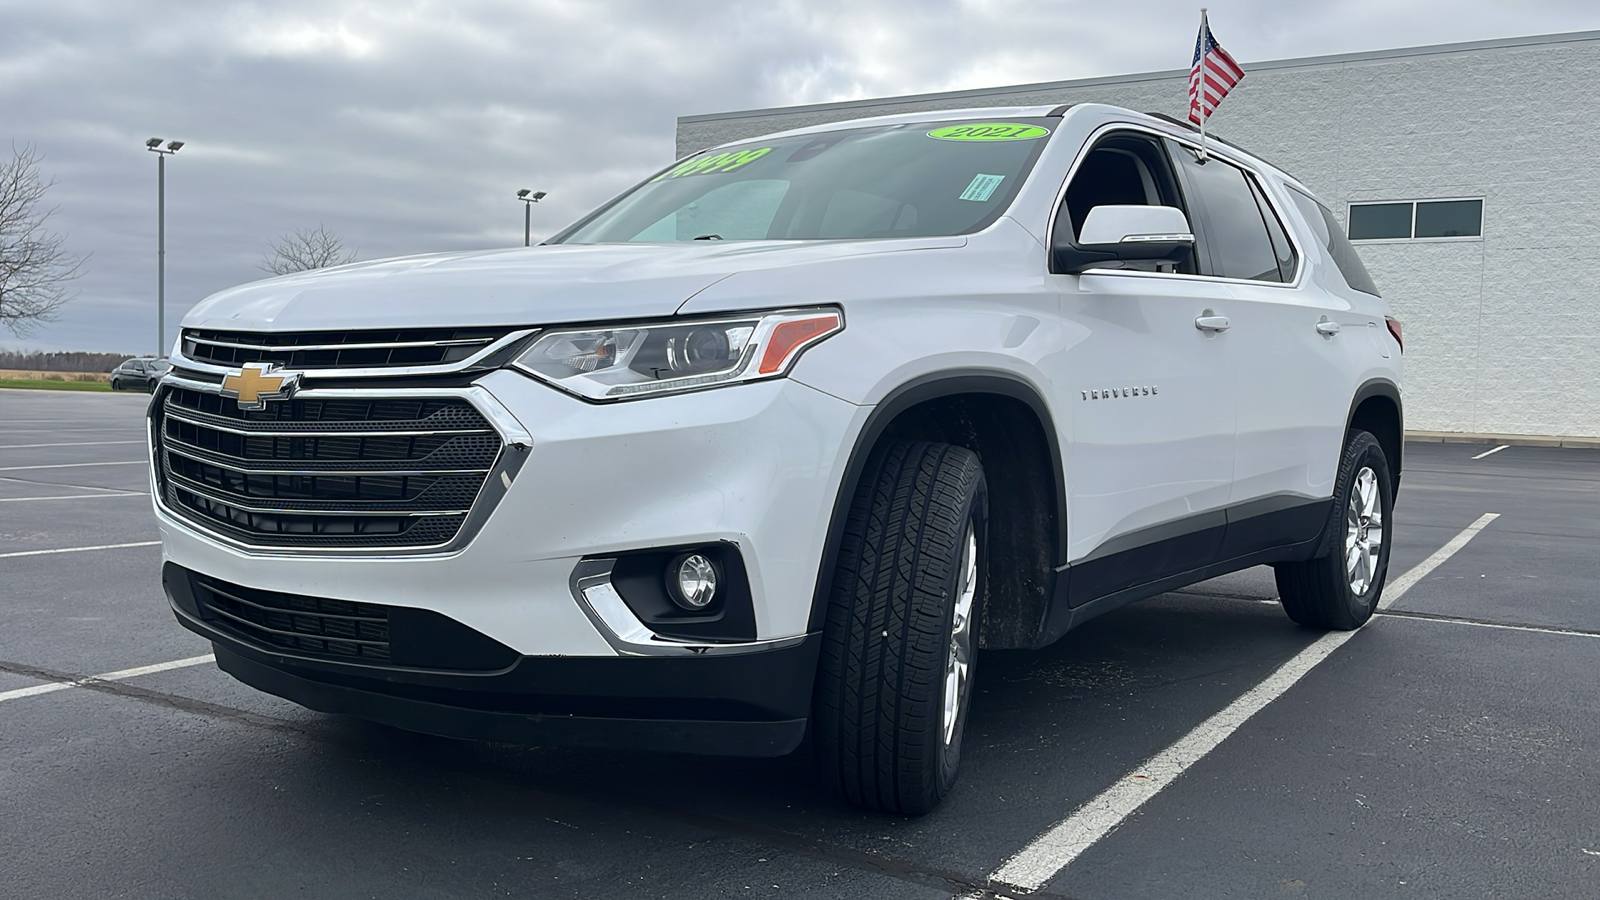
[155,370,865,656]
[155,368,863,754]
[166,563,819,757]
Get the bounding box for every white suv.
[152,103,1403,813]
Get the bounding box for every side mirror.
[1053,204,1195,275]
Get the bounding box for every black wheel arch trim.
[804,369,1068,632]
[1347,377,1404,483]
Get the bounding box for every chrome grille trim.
[186,335,495,352]
[161,406,497,439]
[161,439,493,477]
[151,378,532,556]
[171,328,537,379]
[167,477,471,518]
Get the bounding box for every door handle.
[1194,314,1231,333]
[1316,318,1342,336]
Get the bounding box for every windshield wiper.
[692,233,723,241]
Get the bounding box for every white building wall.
[676,32,1600,438]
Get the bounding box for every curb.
[1407,430,1600,450]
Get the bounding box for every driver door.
[1048,131,1238,605]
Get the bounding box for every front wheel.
[109,379,121,391]
[1274,430,1394,630]
[814,440,987,814]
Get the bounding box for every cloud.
[2,0,1597,352]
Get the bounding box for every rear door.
[1169,148,1354,559]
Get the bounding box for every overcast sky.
[4,0,1598,355]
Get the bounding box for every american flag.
[1188,13,1245,125]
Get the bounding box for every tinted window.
[1348,203,1412,240]
[1057,134,1197,274]
[1250,178,1298,281]
[1177,153,1283,282]
[1288,188,1381,296]
[1414,199,1482,238]
[552,118,1055,243]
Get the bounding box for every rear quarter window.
[1287,188,1381,296]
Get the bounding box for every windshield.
[550,118,1055,244]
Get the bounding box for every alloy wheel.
[942,522,978,745]
[1344,466,1383,595]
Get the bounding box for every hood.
[183,238,963,332]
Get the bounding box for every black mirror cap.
[1051,239,1192,275]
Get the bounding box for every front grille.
[180,326,517,370]
[194,575,392,662]
[154,386,504,550]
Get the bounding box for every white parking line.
[0,492,149,503]
[0,541,160,559]
[1377,611,1600,640]
[1471,444,1510,460]
[0,440,145,450]
[983,512,1501,893]
[0,654,213,704]
[0,475,142,493]
[0,460,146,472]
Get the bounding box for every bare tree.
[260,224,357,275]
[0,145,85,337]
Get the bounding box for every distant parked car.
[110,358,169,392]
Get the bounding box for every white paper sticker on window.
[959,173,1005,202]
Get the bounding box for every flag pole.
[1198,7,1209,161]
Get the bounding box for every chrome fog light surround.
[569,559,803,657]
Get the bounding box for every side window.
[1173,149,1286,282]
[1287,189,1382,296]
[1055,133,1197,274]
[1250,179,1298,281]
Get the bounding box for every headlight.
[510,308,843,401]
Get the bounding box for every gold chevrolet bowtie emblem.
[220,362,299,411]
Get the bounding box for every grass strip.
[0,378,115,392]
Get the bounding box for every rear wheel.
[814,440,987,814]
[1274,430,1394,630]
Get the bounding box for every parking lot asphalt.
[2,387,1597,899]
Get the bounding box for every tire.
[110,379,121,391]
[814,439,987,815]
[1274,430,1394,630]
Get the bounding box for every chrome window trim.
[151,376,532,558]
[570,559,807,657]
[1044,120,1307,290]
[169,328,538,379]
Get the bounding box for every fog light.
[667,552,720,611]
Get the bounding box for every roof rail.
[1045,103,1075,117]
[1142,111,1198,133]
[1142,111,1251,150]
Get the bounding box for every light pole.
[146,138,184,357]
[516,189,546,246]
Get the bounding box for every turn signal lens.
[759,313,843,375]
[1385,316,1404,353]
